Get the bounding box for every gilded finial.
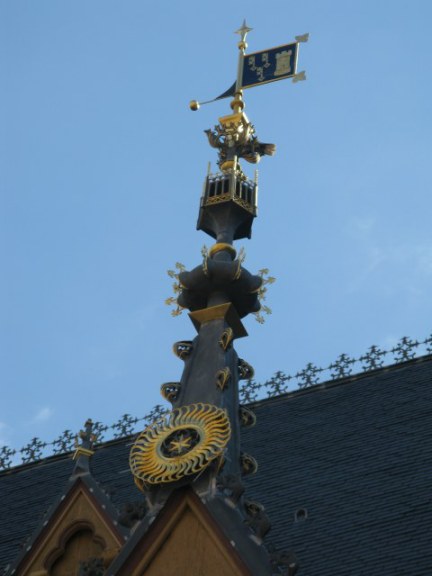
[235,19,253,48]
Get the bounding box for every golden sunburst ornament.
[130,403,231,486]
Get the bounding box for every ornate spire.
[129,22,308,574]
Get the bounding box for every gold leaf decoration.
[165,262,186,317]
[253,267,276,324]
[129,403,231,486]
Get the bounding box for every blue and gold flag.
[242,41,299,89]
[189,35,307,110]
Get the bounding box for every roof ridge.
[248,351,432,408]
[1,333,430,472]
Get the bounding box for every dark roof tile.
[1,356,431,575]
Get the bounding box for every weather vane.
[189,20,308,172]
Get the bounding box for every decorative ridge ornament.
[72,418,98,475]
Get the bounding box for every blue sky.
[1,0,431,454]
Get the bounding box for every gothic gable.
[12,477,124,576]
[112,488,250,576]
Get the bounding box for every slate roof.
[1,354,431,575]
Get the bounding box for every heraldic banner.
[242,42,299,89]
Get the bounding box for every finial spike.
[72,418,97,475]
[235,19,253,42]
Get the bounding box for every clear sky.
[1,0,431,454]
